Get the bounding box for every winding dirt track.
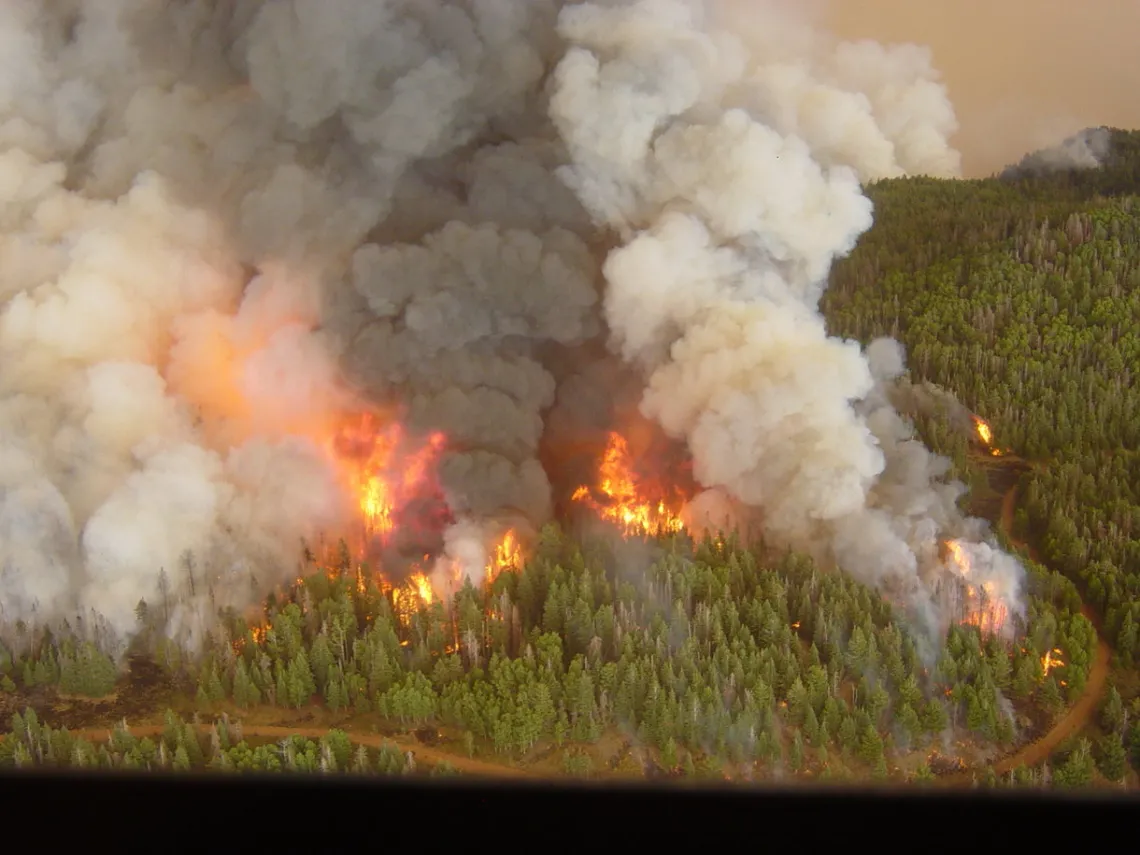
[957,475,1112,779]
[67,723,537,779]
[17,462,1114,784]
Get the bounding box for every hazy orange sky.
[825,0,1140,177]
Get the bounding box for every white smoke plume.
[1001,126,1112,178]
[0,0,1022,654]
[550,0,1023,647]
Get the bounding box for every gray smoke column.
[0,0,599,649]
[549,0,1024,649]
[0,0,1022,654]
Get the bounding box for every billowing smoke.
[1001,126,1112,179]
[0,0,1022,653]
[548,0,1022,647]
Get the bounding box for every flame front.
[944,539,1010,635]
[573,432,686,537]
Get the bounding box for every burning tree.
[327,413,451,558]
[571,430,691,538]
[942,540,1013,636]
[971,415,1005,457]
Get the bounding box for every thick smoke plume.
[0,0,1023,655]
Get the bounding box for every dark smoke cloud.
[0,0,1023,654]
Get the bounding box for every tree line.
[3,523,1098,782]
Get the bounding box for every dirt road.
[991,604,1111,776]
[66,723,536,780]
[12,458,1115,785]
[982,476,1112,777]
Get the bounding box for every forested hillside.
[4,131,1140,787]
[824,127,1140,780]
[0,524,1100,783]
[825,128,1140,664]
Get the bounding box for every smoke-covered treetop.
[998,127,1140,195]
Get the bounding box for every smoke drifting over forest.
[0,0,1025,652]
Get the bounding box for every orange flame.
[1041,647,1063,676]
[330,414,448,546]
[413,573,434,607]
[944,540,1009,635]
[326,414,449,563]
[972,416,1003,457]
[232,621,269,655]
[390,571,435,623]
[573,432,686,537]
[488,529,523,584]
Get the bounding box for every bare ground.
[64,721,537,780]
[992,475,1111,774]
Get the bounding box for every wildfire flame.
[972,416,1003,457]
[391,571,435,621]
[231,620,268,655]
[328,413,449,551]
[488,529,522,584]
[1041,647,1063,677]
[572,432,686,537]
[413,572,434,606]
[944,539,1010,635]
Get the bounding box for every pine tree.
[207,665,225,702]
[173,745,191,771]
[682,750,696,777]
[1054,738,1094,788]
[1096,732,1128,783]
[789,730,804,772]
[858,726,884,766]
[922,699,948,734]
[327,678,343,713]
[233,659,258,709]
[1100,686,1125,734]
[196,669,212,707]
[275,664,289,709]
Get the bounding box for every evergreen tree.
[1096,732,1128,783]
[1100,686,1125,734]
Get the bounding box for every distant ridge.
[999,127,1112,179]
[997,127,1140,198]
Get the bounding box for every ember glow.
[944,539,1011,635]
[572,432,687,537]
